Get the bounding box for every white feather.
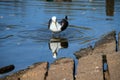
[49,16,62,33]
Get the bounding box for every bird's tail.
[65,16,68,20]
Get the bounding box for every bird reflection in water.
[49,37,68,58]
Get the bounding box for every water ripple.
[18,25,94,44]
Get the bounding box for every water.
[0,0,120,77]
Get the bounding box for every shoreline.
[0,31,120,80]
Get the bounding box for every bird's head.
[51,16,57,27]
[52,16,57,23]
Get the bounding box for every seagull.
[48,16,68,33]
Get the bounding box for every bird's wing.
[60,19,68,31]
[48,19,52,29]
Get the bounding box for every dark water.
[0,0,120,77]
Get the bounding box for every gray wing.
[48,19,52,29]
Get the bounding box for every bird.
[48,16,69,33]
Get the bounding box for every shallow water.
[0,0,120,76]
